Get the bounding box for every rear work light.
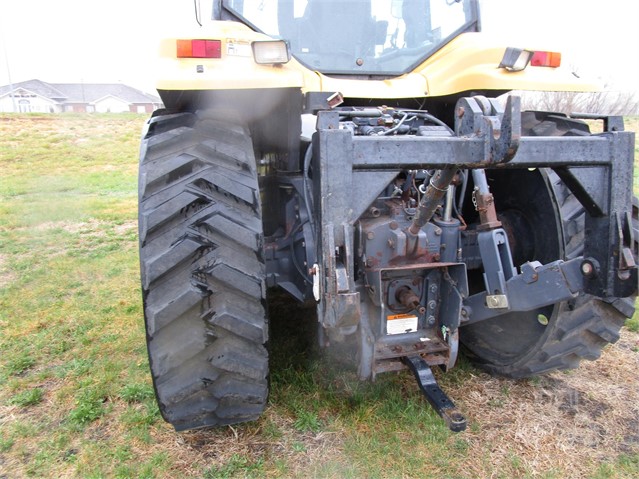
[499,48,562,71]
[499,48,534,72]
[176,39,222,58]
[252,40,291,65]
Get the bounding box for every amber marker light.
[176,39,222,59]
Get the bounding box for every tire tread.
[139,110,268,429]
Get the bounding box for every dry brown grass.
[450,329,639,478]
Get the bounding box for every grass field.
[0,113,638,479]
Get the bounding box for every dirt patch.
[146,413,343,478]
[113,221,137,236]
[454,328,639,477]
[33,219,107,234]
[32,219,136,236]
[0,254,17,289]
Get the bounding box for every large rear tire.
[460,113,637,378]
[138,110,268,430]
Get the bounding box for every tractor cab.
[221,0,478,75]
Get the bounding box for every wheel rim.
[460,168,566,367]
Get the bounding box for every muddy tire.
[460,113,637,378]
[138,110,268,430]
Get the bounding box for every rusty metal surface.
[374,336,449,360]
[473,190,502,230]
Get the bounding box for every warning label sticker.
[386,314,418,335]
[226,40,252,57]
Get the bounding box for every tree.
[519,89,639,116]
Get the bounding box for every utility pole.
[0,16,16,112]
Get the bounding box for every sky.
[0,0,637,95]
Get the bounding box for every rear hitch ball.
[402,355,467,432]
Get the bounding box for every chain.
[471,187,478,210]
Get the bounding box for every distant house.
[0,79,163,113]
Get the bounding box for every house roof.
[0,79,161,104]
[53,83,160,104]
[0,79,67,100]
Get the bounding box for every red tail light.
[176,40,222,59]
[531,51,561,68]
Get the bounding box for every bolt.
[430,284,438,293]
[461,308,468,317]
[387,239,395,248]
[581,262,593,276]
[367,231,374,240]
[389,221,398,230]
[356,58,364,66]
[434,227,442,236]
[488,296,500,307]
[428,300,436,310]
[427,315,436,326]
[580,258,599,278]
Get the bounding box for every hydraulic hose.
[409,168,457,235]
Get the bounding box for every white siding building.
[0,80,162,113]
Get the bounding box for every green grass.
[0,113,637,478]
[8,388,44,407]
[204,454,265,479]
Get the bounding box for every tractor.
[138,0,637,432]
